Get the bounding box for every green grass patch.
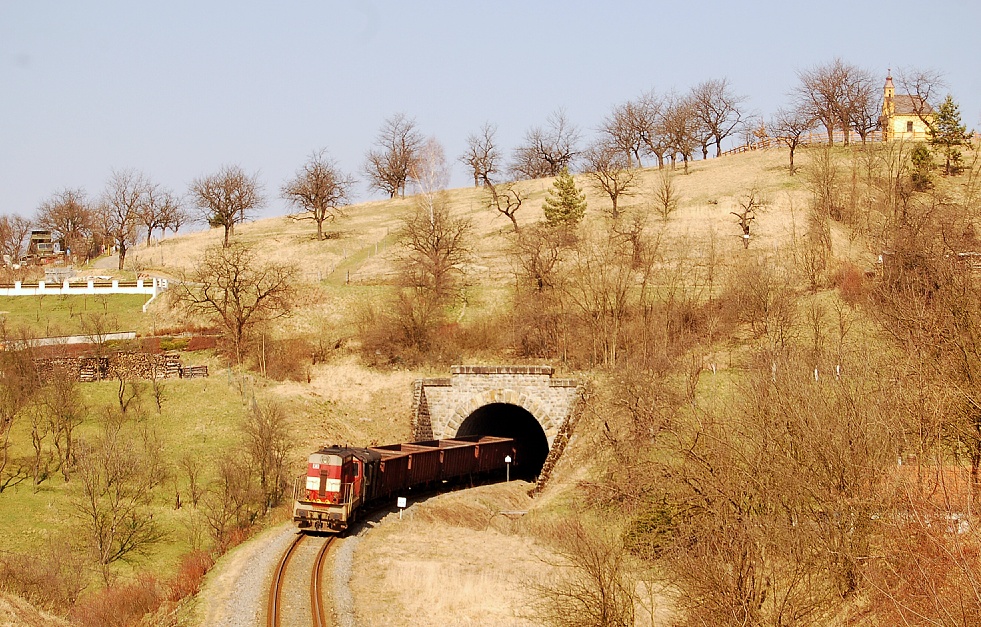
[0,294,152,338]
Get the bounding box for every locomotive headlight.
[306,476,321,491]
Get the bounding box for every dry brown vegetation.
[4,140,981,625]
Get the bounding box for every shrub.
[167,550,214,602]
[69,574,163,627]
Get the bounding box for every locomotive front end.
[292,450,353,532]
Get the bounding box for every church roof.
[892,94,933,116]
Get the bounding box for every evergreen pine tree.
[542,169,587,227]
[929,95,970,175]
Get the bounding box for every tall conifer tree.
[542,169,587,227]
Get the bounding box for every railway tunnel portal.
[411,366,584,486]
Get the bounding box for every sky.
[2,0,980,221]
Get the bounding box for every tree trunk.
[117,242,127,270]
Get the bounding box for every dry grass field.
[9,143,978,625]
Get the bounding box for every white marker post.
[397,496,407,519]
[505,455,512,483]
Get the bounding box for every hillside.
[4,143,981,626]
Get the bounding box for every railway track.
[267,533,335,627]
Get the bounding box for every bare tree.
[842,65,880,143]
[600,98,653,167]
[795,58,875,145]
[189,165,263,248]
[661,94,699,173]
[690,78,747,157]
[72,412,166,583]
[363,112,423,198]
[243,402,291,511]
[282,149,355,240]
[582,141,639,220]
[634,90,669,169]
[770,106,816,174]
[408,136,450,198]
[174,241,298,364]
[99,169,151,270]
[0,214,34,264]
[732,188,766,248]
[894,66,946,130]
[484,181,526,233]
[35,188,93,262]
[398,193,472,302]
[459,122,501,187]
[510,109,582,180]
[138,186,183,247]
[0,348,39,493]
[39,369,84,482]
[650,169,679,221]
[531,517,635,627]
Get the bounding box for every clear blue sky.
[2,0,980,220]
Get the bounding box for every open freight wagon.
[292,435,517,532]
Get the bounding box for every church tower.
[881,71,895,140]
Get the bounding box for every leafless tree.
[398,193,472,302]
[732,187,766,249]
[634,90,669,169]
[178,452,204,508]
[531,517,635,627]
[0,214,34,264]
[99,169,152,269]
[173,241,298,364]
[895,67,946,130]
[600,98,654,167]
[582,141,639,220]
[35,188,93,262]
[795,58,876,145]
[243,402,291,511]
[690,78,747,157]
[510,109,582,180]
[484,181,526,233]
[770,106,816,174]
[409,136,450,198]
[459,122,501,187]
[137,185,184,247]
[661,94,699,173]
[363,112,423,198]
[650,169,679,221]
[202,451,261,552]
[39,369,84,482]
[842,66,880,142]
[0,348,39,493]
[189,165,263,248]
[282,149,355,240]
[72,412,166,583]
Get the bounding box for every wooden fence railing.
[722,130,981,158]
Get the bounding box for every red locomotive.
[292,435,517,533]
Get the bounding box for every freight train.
[292,435,518,533]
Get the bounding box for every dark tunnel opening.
[455,403,549,479]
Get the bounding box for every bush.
[258,337,313,381]
[835,262,866,305]
[167,550,214,602]
[69,574,163,627]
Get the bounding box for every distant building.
[880,72,934,141]
[26,230,55,262]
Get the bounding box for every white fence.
[0,277,168,297]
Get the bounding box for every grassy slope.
[2,146,924,618]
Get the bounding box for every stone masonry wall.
[412,365,580,450]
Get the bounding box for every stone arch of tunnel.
[455,402,550,478]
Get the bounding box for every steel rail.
[311,536,335,627]
[267,533,305,627]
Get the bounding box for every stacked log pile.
[33,351,206,383]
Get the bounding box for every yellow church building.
[880,72,934,141]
